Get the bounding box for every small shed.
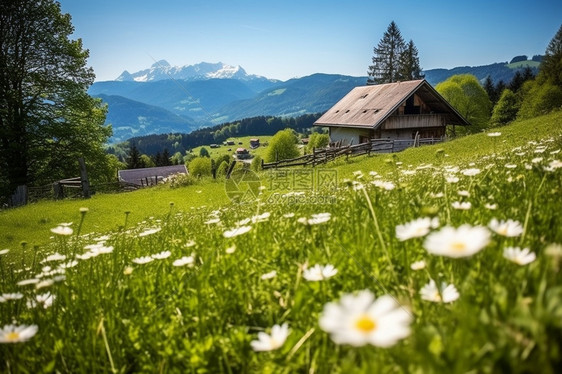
[235,147,251,159]
[118,165,187,187]
[249,138,260,149]
[314,79,469,146]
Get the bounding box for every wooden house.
[314,79,469,147]
[249,138,260,149]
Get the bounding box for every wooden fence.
[262,136,443,170]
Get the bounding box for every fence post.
[53,182,64,200]
[10,185,28,207]
[78,157,91,199]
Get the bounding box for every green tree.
[539,24,562,87]
[250,155,262,172]
[199,147,210,158]
[306,133,330,152]
[435,74,492,134]
[126,144,146,169]
[265,129,300,162]
[140,154,155,168]
[490,89,519,126]
[517,80,562,119]
[367,21,406,84]
[397,40,424,81]
[188,157,212,178]
[0,0,111,198]
[171,151,183,165]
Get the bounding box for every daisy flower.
[319,290,412,347]
[423,225,490,258]
[395,217,439,241]
[132,256,154,265]
[410,260,426,270]
[223,226,252,238]
[488,218,524,237]
[260,270,277,280]
[50,226,73,236]
[0,325,38,343]
[172,256,195,267]
[0,249,9,255]
[152,251,172,260]
[303,264,338,281]
[138,227,161,237]
[503,247,536,265]
[250,323,290,351]
[1,293,24,301]
[461,168,481,176]
[451,201,471,210]
[420,279,459,303]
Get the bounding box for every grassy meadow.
[1,111,562,372]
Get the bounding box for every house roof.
[118,165,187,186]
[314,79,470,129]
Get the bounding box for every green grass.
[1,111,562,372]
[189,135,276,160]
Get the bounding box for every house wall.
[329,127,371,145]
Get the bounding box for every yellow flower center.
[355,315,377,332]
[6,332,20,341]
[451,241,466,251]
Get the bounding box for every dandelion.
[223,225,252,238]
[50,226,73,236]
[488,218,524,237]
[420,280,459,303]
[395,217,438,241]
[461,168,481,176]
[410,260,426,270]
[138,227,161,237]
[503,247,536,265]
[303,264,338,281]
[172,256,195,267]
[424,225,490,258]
[319,290,412,347]
[451,201,471,210]
[132,256,154,265]
[260,270,277,280]
[0,325,38,343]
[250,323,290,352]
[152,251,171,260]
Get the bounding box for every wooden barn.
[314,79,469,148]
[118,165,187,187]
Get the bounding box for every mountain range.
[89,60,540,143]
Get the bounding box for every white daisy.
[172,256,195,267]
[503,247,536,265]
[151,251,171,260]
[132,256,154,264]
[303,264,338,281]
[138,227,161,237]
[223,226,252,238]
[395,217,439,241]
[1,293,23,301]
[420,279,459,303]
[461,168,481,176]
[451,201,471,210]
[424,225,490,258]
[250,323,290,352]
[410,260,426,270]
[488,218,524,237]
[260,270,277,280]
[50,226,73,236]
[17,278,40,286]
[0,249,9,255]
[0,324,38,343]
[319,290,412,347]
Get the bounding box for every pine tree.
[397,40,424,81]
[483,76,497,104]
[367,21,406,84]
[126,144,145,169]
[539,24,562,87]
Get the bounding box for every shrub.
[165,173,195,188]
[490,89,519,126]
[188,157,212,178]
[264,129,300,162]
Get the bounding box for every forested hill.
[117,113,322,156]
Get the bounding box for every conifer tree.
[367,21,406,84]
[397,40,424,81]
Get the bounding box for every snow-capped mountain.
[116,61,265,82]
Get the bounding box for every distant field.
[189,135,301,160]
[507,60,540,69]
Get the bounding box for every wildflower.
[260,270,277,280]
[319,290,412,347]
[545,243,562,258]
[503,247,536,265]
[79,207,89,213]
[410,260,426,270]
[424,225,490,258]
[303,264,338,281]
[484,203,497,210]
[1,293,23,301]
[50,226,73,236]
[531,157,543,164]
[0,249,9,255]
[451,201,471,210]
[250,323,290,352]
[395,217,438,241]
[488,218,524,237]
[35,293,55,309]
[42,252,66,263]
[35,279,55,289]
[461,168,481,176]
[132,256,154,265]
[445,176,459,183]
[487,132,501,137]
[299,212,331,225]
[172,256,195,267]
[138,227,161,237]
[225,245,236,254]
[59,260,78,269]
[457,190,470,197]
[283,213,295,218]
[223,225,252,238]
[17,278,40,286]
[548,160,562,169]
[371,180,396,190]
[505,164,517,169]
[420,280,459,303]
[0,325,38,343]
[204,218,221,225]
[251,212,271,223]
[152,251,171,260]
[123,266,134,275]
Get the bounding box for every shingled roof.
[118,165,187,186]
[314,79,469,128]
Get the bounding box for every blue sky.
[58,0,561,82]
